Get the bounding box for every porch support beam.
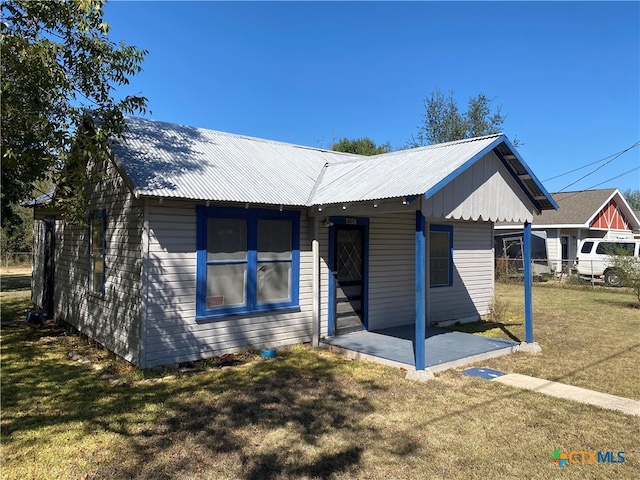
[415,210,426,371]
[523,221,534,343]
[520,221,541,354]
[311,217,320,347]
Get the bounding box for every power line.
[545,140,640,183]
[584,166,640,190]
[542,146,635,182]
[556,140,640,192]
[554,166,640,203]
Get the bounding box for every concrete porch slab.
[321,325,518,374]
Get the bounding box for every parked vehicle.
[574,238,640,286]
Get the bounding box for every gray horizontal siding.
[429,221,493,323]
[141,204,315,367]
[367,212,416,330]
[364,214,494,330]
[51,157,143,365]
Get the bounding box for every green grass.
[1,273,639,479]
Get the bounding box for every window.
[196,207,300,319]
[430,225,453,287]
[88,210,106,296]
[595,242,635,255]
[580,241,594,254]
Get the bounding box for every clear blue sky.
[105,1,640,194]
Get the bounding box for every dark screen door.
[334,226,365,334]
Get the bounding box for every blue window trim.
[88,209,107,298]
[328,216,369,336]
[430,224,453,288]
[196,206,300,321]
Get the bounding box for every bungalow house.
[31,117,556,372]
[495,188,640,272]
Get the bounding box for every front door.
[332,224,366,335]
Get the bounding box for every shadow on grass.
[1,323,382,479]
[0,273,31,292]
[445,321,522,343]
[0,292,32,323]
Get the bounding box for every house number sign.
[345,218,357,225]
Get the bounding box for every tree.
[1,0,148,220]
[331,137,391,156]
[409,88,517,147]
[622,189,640,210]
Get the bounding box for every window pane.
[257,219,291,260]
[595,242,634,255]
[430,231,450,286]
[257,262,291,303]
[580,242,594,254]
[207,218,247,261]
[206,264,246,308]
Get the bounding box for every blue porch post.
[523,221,534,343]
[415,211,426,370]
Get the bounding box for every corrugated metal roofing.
[309,134,504,205]
[112,118,556,213]
[111,117,360,205]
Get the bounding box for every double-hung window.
[88,210,107,296]
[429,224,453,287]
[196,207,300,320]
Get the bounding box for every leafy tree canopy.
[622,189,640,210]
[409,87,517,147]
[1,0,148,219]
[331,137,392,156]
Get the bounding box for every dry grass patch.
[450,282,640,400]
[2,269,639,479]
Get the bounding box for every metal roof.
[111,117,360,206]
[310,134,502,205]
[112,118,556,213]
[310,134,557,213]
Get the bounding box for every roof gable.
[523,188,640,230]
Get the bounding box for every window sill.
[196,305,301,323]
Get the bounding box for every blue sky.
[105,1,640,194]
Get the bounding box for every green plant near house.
[607,249,640,305]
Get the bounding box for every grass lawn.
[1,272,639,479]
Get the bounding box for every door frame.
[328,216,369,336]
[43,218,56,318]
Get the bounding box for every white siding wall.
[367,213,416,330]
[423,151,535,223]
[141,202,316,367]
[329,213,493,332]
[51,158,143,365]
[429,220,494,323]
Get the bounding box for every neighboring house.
[495,188,640,272]
[31,118,556,369]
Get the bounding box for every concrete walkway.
[493,373,640,416]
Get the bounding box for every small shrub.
[488,296,512,322]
